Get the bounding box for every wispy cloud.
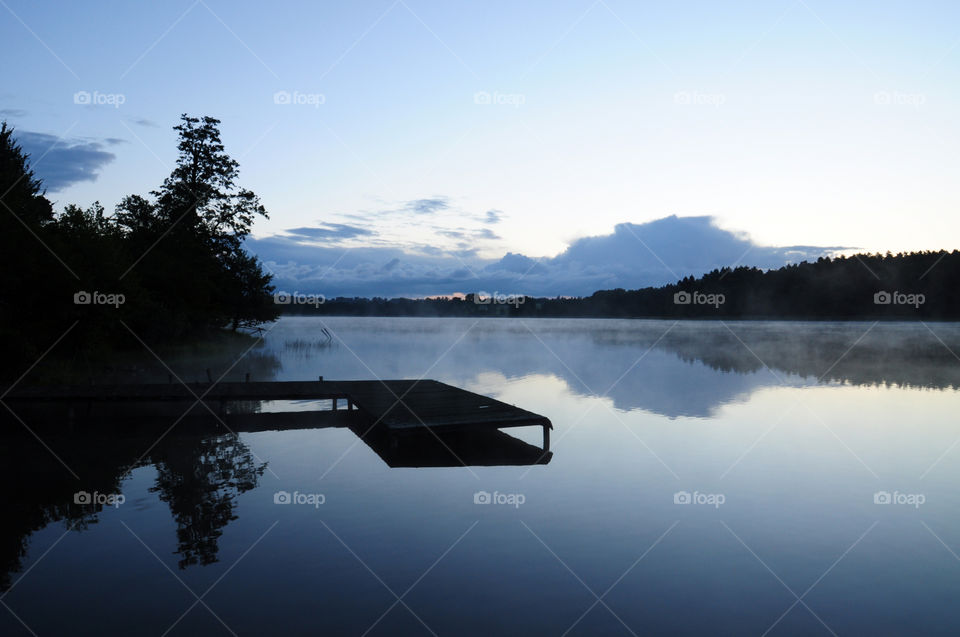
[405,197,449,214]
[284,223,376,242]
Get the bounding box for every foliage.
[0,116,278,373]
[283,251,960,320]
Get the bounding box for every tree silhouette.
[150,432,266,569]
[116,114,278,337]
[0,122,63,368]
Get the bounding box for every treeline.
[0,116,277,371]
[283,251,960,319]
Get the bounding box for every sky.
[3,0,959,296]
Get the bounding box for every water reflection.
[4,318,960,634]
[0,423,267,588]
[352,425,551,467]
[149,432,266,569]
[0,406,549,589]
[264,318,960,417]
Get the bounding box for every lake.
[3,317,960,635]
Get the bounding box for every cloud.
[437,227,499,242]
[284,223,375,242]
[484,209,502,224]
[476,228,500,240]
[0,108,27,118]
[129,118,159,128]
[249,215,845,298]
[16,131,118,192]
[405,197,448,214]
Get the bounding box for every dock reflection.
[0,406,550,590]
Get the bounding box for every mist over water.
[4,317,960,635]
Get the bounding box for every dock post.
[542,424,550,452]
[332,398,338,411]
[245,372,250,383]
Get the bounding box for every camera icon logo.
[274,291,291,304]
[673,490,692,504]
[673,291,691,305]
[274,490,292,504]
[873,291,892,305]
[474,490,491,504]
[473,291,491,305]
[73,90,91,105]
[874,491,892,504]
[74,491,92,504]
[474,91,491,105]
[74,290,92,304]
[273,90,291,105]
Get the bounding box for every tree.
[117,114,278,336]
[0,122,54,227]
[0,122,65,368]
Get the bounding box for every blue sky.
[3,0,959,295]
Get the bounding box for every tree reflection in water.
[150,432,266,569]
[0,422,267,590]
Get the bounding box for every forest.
[282,250,960,320]
[0,116,278,372]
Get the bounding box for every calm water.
[4,317,960,635]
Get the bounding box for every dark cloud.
[249,215,845,298]
[405,197,448,214]
[285,223,375,241]
[129,118,159,128]
[16,131,117,192]
[484,209,502,224]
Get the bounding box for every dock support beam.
[542,424,550,452]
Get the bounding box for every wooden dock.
[2,378,552,449]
